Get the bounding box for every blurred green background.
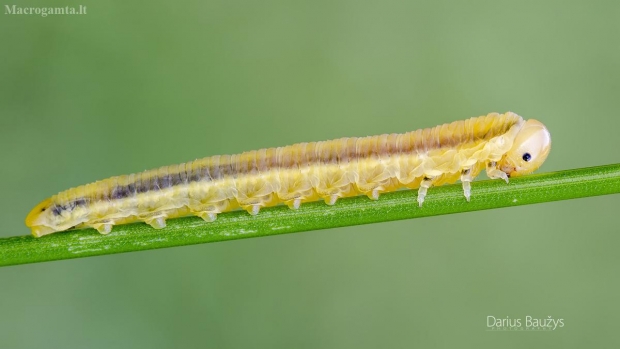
[1,0,619,347]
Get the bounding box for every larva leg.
[191,200,230,222]
[417,176,434,207]
[92,223,113,234]
[196,211,218,222]
[461,168,473,202]
[145,217,167,229]
[285,198,302,210]
[486,161,509,183]
[325,194,339,206]
[367,188,380,201]
[243,204,262,215]
[241,193,278,215]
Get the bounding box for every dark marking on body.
[52,205,64,216]
[160,175,172,188]
[189,167,202,182]
[151,176,160,191]
[137,179,149,193]
[94,161,251,203]
[111,186,130,200]
[51,198,89,216]
[171,172,184,186]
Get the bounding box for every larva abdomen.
[26,112,552,237]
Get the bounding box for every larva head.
[25,198,63,237]
[499,119,551,177]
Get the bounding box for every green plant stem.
[1,164,619,267]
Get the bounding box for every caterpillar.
[26,112,551,237]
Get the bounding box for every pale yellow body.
[25,112,551,237]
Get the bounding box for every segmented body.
[26,112,534,236]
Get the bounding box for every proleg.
[25,112,551,237]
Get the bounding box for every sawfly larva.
[26,112,551,237]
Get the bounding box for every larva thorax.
[26,112,551,237]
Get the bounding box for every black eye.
[522,153,532,162]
